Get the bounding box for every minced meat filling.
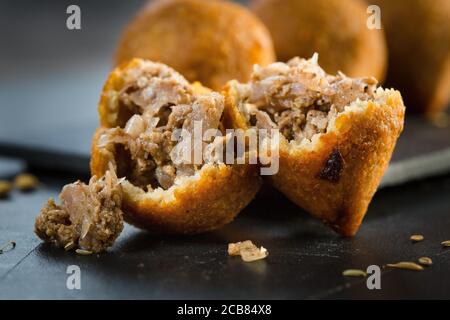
[236,54,378,142]
[100,61,226,191]
[35,169,124,253]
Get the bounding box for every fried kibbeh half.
[91,59,261,234]
[223,55,405,236]
[250,0,387,81]
[115,0,275,91]
[372,0,450,114]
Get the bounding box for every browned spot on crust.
[318,149,344,183]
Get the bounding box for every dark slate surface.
[1,167,450,299]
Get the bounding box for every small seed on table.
[0,181,12,198]
[441,240,450,247]
[386,262,424,271]
[418,257,433,266]
[342,269,367,277]
[0,241,16,254]
[14,173,39,191]
[410,234,424,242]
[75,249,93,255]
[64,242,75,251]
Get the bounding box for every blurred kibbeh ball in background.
[115,0,276,90]
[249,0,387,81]
[372,0,450,115]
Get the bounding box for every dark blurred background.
[0,1,147,159]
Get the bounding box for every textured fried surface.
[115,0,275,90]
[250,0,387,81]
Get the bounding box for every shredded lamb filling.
[100,61,226,191]
[35,170,124,253]
[236,55,378,142]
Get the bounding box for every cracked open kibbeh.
[223,55,405,236]
[91,58,261,235]
[250,0,387,81]
[115,0,275,91]
[372,0,450,114]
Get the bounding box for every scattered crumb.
[410,234,424,242]
[441,240,450,247]
[34,169,124,253]
[386,262,424,271]
[0,180,12,198]
[228,240,268,262]
[228,240,255,256]
[14,173,39,191]
[342,269,367,277]
[418,257,433,266]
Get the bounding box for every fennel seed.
[0,241,16,254]
[418,257,433,266]
[342,269,367,277]
[75,249,93,255]
[386,262,424,271]
[410,234,424,242]
[441,240,450,247]
[64,242,76,251]
[0,181,12,198]
[14,173,39,191]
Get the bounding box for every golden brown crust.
[250,0,387,81]
[372,0,450,114]
[91,128,261,234]
[92,59,262,234]
[115,0,276,91]
[224,84,405,236]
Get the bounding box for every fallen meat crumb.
[228,240,268,262]
[34,169,124,253]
